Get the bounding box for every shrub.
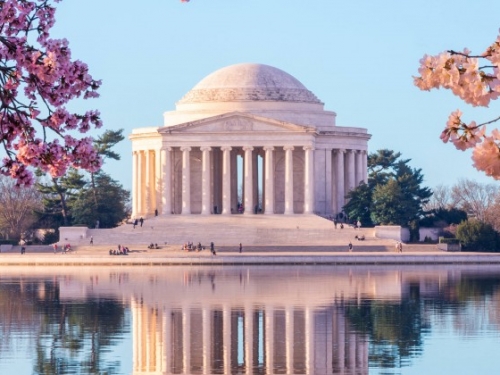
[455,219,500,252]
[438,237,460,244]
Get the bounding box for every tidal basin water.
[1,265,500,375]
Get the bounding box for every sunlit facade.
[130,63,370,217]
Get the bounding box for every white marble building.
[130,63,370,217]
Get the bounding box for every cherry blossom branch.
[0,0,102,186]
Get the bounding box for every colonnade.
[131,300,369,375]
[132,146,367,218]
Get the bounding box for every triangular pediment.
[158,112,315,134]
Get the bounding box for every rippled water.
[0,265,499,374]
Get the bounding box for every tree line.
[343,149,500,251]
[0,129,129,244]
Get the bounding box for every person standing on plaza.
[90,236,93,245]
[139,217,144,227]
[239,243,242,253]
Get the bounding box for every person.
[398,241,403,253]
[139,217,144,227]
[90,236,93,245]
[357,220,361,229]
[210,242,216,255]
[155,209,158,216]
[95,220,99,229]
[53,243,58,254]
[239,243,242,253]
[133,218,138,229]
[333,219,338,229]
[348,242,353,252]
[21,246,26,254]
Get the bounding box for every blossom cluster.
[0,0,102,186]
[414,34,500,180]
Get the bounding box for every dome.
[178,63,322,104]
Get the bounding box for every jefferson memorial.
[130,63,370,218]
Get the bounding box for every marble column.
[221,146,232,215]
[355,150,363,186]
[201,147,212,215]
[336,149,345,214]
[161,147,172,215]
[243,146,254,214]
[132,151,139,217]
[181,146,191,215]
[303,146,314,214]
[145,149,151,215]
[362,150,368,183]
[264,146,274,214]
[154,149,161,214]
[284,146,294,214]
[346,150,355,192]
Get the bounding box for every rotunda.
[130,63,370,217]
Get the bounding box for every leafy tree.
[343,149,432,227]
[0,0,102,186]
[71,173,130,228]
[371,179,414,225]
[35,168,86,227]
[343,182,373,226]
[420,207,468,228]
[455,219,500,252]
[89,129,125,206]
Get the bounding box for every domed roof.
[178,63,322,104]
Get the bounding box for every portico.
[130,63,370,218]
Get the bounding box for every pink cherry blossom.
[0,0,102,186]
[416,31,500,179]
[472,130,500,180]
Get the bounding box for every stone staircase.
[66,214,397,250]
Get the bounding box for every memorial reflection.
[2,266,500,374]
[121,266,450,375]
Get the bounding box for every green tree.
[35,169,87,228]
[89,129,125,206]
[456,219,500,252]
[343,182,373,226]
[343,149,432,227]
[71,173,130,228]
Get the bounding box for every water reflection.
[0,265,500,374]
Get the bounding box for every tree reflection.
[0,279,125,375]
[345,274,500,369]
[345,298,428,368]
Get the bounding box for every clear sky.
[49,0,500,192]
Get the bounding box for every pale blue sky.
[50,0,500,191]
